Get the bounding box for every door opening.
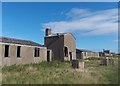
[47,51,50,62]
[47,50,51,62]
[69,52,72,61]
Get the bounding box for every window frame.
[17,46,21,58]
[4,45,9,57]
[34,47,40,57]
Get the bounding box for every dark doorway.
[64,46,68,57]
[17,46,21,57]
[47,51,50,62]
[69,52,72,61]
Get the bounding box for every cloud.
[43,8,118,35]
[114,40,120,42]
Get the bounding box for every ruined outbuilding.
[44,28,76,61]
[76,49,99,59]
[0,37,47,66]
[99,49,113,57]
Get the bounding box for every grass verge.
[2,58,118,84]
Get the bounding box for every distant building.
[44,28,76,61]
[99,52,104,57]
[99,49,113,57]
[0,37,47,66]
[76,49,99,59]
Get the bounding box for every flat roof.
[45,32,76,40]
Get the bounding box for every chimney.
[45,28,51,36]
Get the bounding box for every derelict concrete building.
[0,37,47,67]
[44,28,76,61]
[76,49,99,59]
[99,49,113,57]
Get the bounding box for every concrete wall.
[44,35,64,61]
[0,43,47,67]
[82,51,99,59]
[76,50,99,60]
[64,33,76,61]
[76,51,83,59]
[0,44,2,66]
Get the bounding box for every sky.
[2,0,120,2]
[2,2,119,53]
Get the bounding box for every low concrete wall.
[72,59,84,69]
[101,57,114,66]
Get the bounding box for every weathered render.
[0,37,47,67]
[76,49,99,59]
[44,28,76,61]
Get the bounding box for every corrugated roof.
[0,36,43,47]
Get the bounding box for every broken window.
[64,46,68,57]
[17,46,21,57]
[4,45,9,57]
[34,48,40,57]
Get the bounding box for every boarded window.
[34,48,40,57]
[4,45,9,57]
[64,47,68,57]
[17,46,21,57]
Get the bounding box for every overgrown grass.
[2,58,118,84]
[84,57,102,60]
